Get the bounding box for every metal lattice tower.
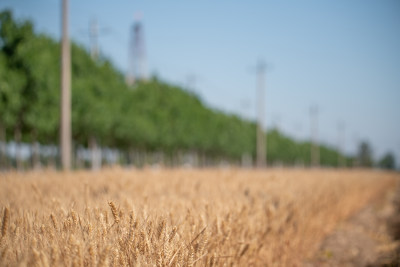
[127,15,147,85]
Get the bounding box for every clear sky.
[1,0,399,164]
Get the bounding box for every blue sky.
[1,0,399,163]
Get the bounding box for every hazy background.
[1,0,399,163]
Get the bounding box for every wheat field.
[0,168,398,266]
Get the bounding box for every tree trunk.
[31,131,41,170]
[89,136,101,171]
[32,141,41,170]
[14,127,23,171]
[0,123,6,170]
[129,149,135,167]
[47,146,57,170]
[74,146,83,170]
[241,153,252,168]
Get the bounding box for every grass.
[0,168,398,266]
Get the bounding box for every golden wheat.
[1,207,9,238]
[0,168,398,266]
[108,201,120,224]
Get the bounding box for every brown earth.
[305,179,400,267]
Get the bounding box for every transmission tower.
[127,14,147,85]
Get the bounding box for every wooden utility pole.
[256,59,266,168]
[60,0,71,170]
[87,18,102,171]
[310,105,319,167]
[186,73,198,94]
[89,18,99,59]
[0,125,6,169]
[337,122,345,168]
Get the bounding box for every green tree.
[1,9,357,169]
[17,35,60,145]
[0,10,35,168]
[0,51,25,168]
[357,141,373,167]
[378,152,395,170]
[0,10,31,140]
[0,51,25,139]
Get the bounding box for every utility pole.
[310,105,319,167]
[186,74,197,94]
[86,18,102,171]
[80,17,111,170]
[256,59,266,168]
[352,133,360,167]
[272,113,281,130]
[398,143,400,171]
[337,121,345,168]
[89,18,99,59]
[60,0,71,170]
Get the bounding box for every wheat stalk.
[1,208,10,237]
[108,201,120,224]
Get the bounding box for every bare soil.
[305,180,400,267]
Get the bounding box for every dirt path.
[305,182,400,267]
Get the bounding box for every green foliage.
[0,9,349,166]
[0,51,25,134]
[266,129,351,167]
[357,141,373,167]
[378,153,396,170]
[20,35,60,142]
[71,43,127,146]
[268,129,300,164]
[0,10,59,143]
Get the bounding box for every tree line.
[0,10,395,169]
